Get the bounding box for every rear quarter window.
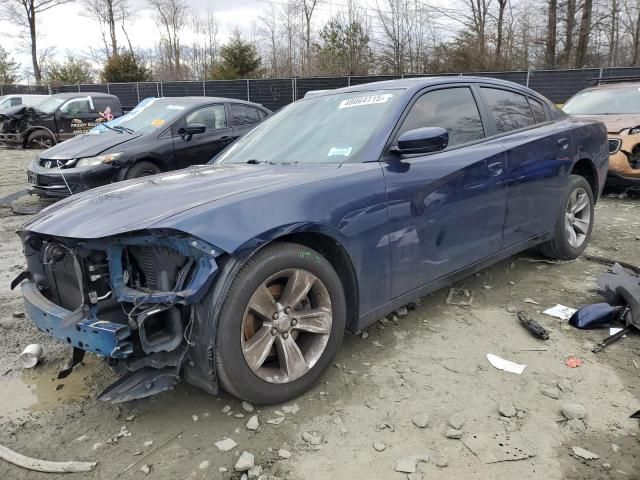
[231,104,261,126]
[481,87,536,133]
[528,97,548,123]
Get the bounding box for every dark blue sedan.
[15,77,608,404]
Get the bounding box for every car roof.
[151,96,269,109]
[52,92,118,99]
[321,75,544,99]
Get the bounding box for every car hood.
[39,131,144,160]
[24,163,343,239]
[0,105,30,118]
[572,114,640,133]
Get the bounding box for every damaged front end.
[0,106,48,146]
[13,229,221,402]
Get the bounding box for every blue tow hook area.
[21,281,133,358]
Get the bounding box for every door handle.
[487,161,504,176]
[557,137,569,150]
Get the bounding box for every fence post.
[246,79,250,101]
[107,83,110,94]
[526,69,531,87]
[136,83,140,103]
[598,67,604,84]
[160,82,164,98]
[291,78,295,102]
[202,80,205,96]
[77,84,81,92]
[347,76,351,86]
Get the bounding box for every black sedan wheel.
[215,242,346,404]
[125,161,161,179]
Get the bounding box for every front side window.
[397,87,485,148]
[231,104,261,126]
[11,97,22,106]
[481,87,535,133]
[36,97,65,113]
[187,105,227,130]
[216,89,401,164]
[60,98,92,115]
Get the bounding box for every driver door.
[172,104,235,169]
[56,97,98,140]
[382,86,509,297]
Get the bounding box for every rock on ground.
[215,438,238,452]
[445,428,463,439]
[394,454,429,473]
[301,431,323,445]
[372,442,386,452]
[447,414,464,430]
[246,415,259,431]
[561,403,586,420]
[571,447,599,460]
[412,413,429,428]
[235,451,255,472]
[242,401,255,412]
[541,387,561,400]
[278,449,292,459]
[499,400,517,418]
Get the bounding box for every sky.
[0,0,349,82]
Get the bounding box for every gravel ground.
[0,147,638,480]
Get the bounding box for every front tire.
[124,161,161,179]
[27,130,54,149]
[215,242,347,404]
[539,174,594,259]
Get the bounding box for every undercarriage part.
[57,347,86,379]
[517,311,550,340]
[97,366,180,403]
[596,263,640,328]
[138,306,184,354]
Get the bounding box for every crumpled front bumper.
[608,133,640,186]
[0,132,24,146]
[27,162,115,198]
[21,280,133,358]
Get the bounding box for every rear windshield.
[563,86,640,115]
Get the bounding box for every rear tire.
[539,174,594,260]
[124,161,161,179]
[27,130,54,149]
[215,242,347,404]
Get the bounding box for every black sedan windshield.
[563,86,640,115]
[217,89,401,164]
[90,98,186,135]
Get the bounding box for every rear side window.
[11,97,22,106]
[481,87,535,133]
[186,105,227,130]
[528,97,548,123]
[398,87,484,148]
[231,104,261,126]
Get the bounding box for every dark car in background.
[0,92,122,149]
[27,97,271,197]
[15,77,607,404]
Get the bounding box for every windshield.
[216,89,401,164]
[89,98,185,135]
[37,97,66,113]
[563,86,640,115]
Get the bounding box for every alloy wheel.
[241,268,333,384]
[565,186,591,248]
[30,136,52,149]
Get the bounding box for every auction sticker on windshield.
[338,94,393,109]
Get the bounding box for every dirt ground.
[0,147,638,480]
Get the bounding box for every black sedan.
[26,97,271,197]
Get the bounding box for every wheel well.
[571,159,598,200]
[24,128,54,147]
[136,158,166,172]
[277,232,360,331]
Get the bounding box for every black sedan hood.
[24,163,343,239]
[39,131,144,160]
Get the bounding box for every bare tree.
[301,0,318,74]
[148,0,187,80]
[0,0,74,84]
[83,0,128,58]
[495,0,508,66]
[545,0,557,67]
[575,0,593,67]
[189,9,219,79]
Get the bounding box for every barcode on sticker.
[338,94,393,109]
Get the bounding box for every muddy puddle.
[0,357,96,422]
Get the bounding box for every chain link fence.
[3,66,640,111]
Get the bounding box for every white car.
[0,94,49,109]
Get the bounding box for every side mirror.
[391,127,449,155]
[185,123,206,135]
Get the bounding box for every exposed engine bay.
[13,229,220,402]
